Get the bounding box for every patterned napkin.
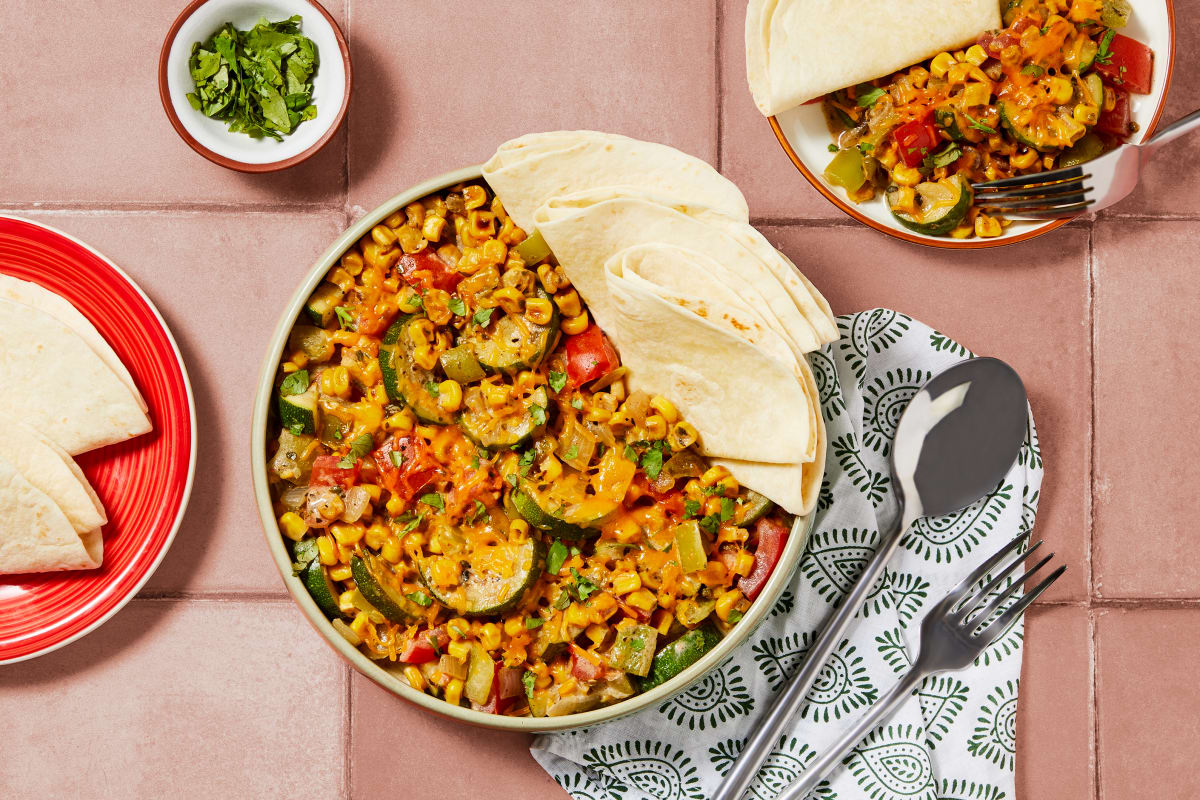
[532,309,1042,800]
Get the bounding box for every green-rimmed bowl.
[250,165,817,731]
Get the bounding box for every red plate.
[0,217,195,664]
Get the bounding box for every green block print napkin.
[532,309,1042,800]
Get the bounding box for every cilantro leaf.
[424,381,440,397]
[548,371,568,393]
[448,296,467,316]
[624,444,638,462]
[338,433,373,468]
[684,499,701,519]
[406,591,433,608]
[699,514,721,535]
[473,307,494,326]
[640,443,666,481]
[401,514,424,533]
[856,86,886,107]
[334,306,356,331]
[389,450,404,468]
[288,422,306,435]
[469,499,486,524]
[529,403,547,427]
[1096,28,1115,65]
[522,670,536,701]
[418,492,444,511]
[518,448,536,477]
[962,110,996,135]
[525,616,545,629]
[563,444,579,461]
[279,370,309,396]
[727,609,744,624]
[553,592,571,610]
[570,396,584,410]
[828,143,839,153]
[720,497,735,522]
[546,540,568,575]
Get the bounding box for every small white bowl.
[768,1,1176,248]
[158,0,351,172]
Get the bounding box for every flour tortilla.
[483,131,749,232]
[0,298,152,455]
[533,189,826,357]
[605,247,813,465]
[0,275,146,412]
[0,421,106,534]
[746,0,1001,115]
[713,356,827,515]
[0,456,102,574]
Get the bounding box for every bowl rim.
[156,0,352,174]
[250,165,818,731]
[766,0,1177,249]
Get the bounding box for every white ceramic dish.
[250,166,818,731]
[769,1,1176,248]
[158,0,351,172]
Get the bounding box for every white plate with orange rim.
[768,0,1176,248]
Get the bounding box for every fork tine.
[975,182,1091,203]
[963,552,1056,630]
[973,565,1067,645]
[972,166,1085,191]
[954,541,1044,618]
[933,532,1031,614]
[997,201,1095,219]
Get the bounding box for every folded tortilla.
[605,246,813,465]
[0,275,147,412]
[0,455,102,574]
[0,421,107,534]
[0,298,152,455]
[483,131,749,232]
[533,189,827,357]
[746,0,1001,115]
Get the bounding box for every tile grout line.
[714,0,724,173]
[1086,220,1097,604]
[341,0,353,224]
[1090,607,1101,800]
[0,202,346,215]
[344,662,353,800]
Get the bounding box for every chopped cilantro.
[338,433,373,469]
[525,616,545,629]
[406,591,433,608]
[857,142,874,154]
[962,110,996,135]
[624,444,638,462]
[702,483,726,496]
[570,396,584,410]
[279,370,309,396]
[424,381,440,397]
[427,633,442,656]
[418,492,444,511]
[529,403,547,427]
[553,591,571,610]
[522,670,537,701]
[506,473,519,488]
[827,143,839,153]
[640,445,665,481]
[727,609,744,624]
[469,499,486,523]
[684,499,701,519]
[1021,64,1045,77]
[518,448,536,476]
[1096,29,1115,65]
[288,422,306,435]
[473,307,494,326]
[447,296,467,316]
[334,306,356,331]
[856,86,886,107]
[923,142,962,172]
[548,371,568,393]
[569,567,598,601]
[563,444,579,461]
[389,450,404,468]
[720,497,735,522]
[401,514,424,533]
[546,540,568,575]
[699,514,721,535]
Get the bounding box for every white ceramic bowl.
[158,0,351,172]
[251,166,818,731]
[769,1,1176,248]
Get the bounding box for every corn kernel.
[584,407,613,423]
[371,225,397,247]
[444,677,464,706]
[463,185,488,210]
[525,297,554,325]
[413,345,439,371]
[542,454,563,482]
[704,496,724,516]
[349,611,371,638]
[384,410,415,432]
[613,517,642,544]
[447,619,471,640]
[648,395,679,424]
[537,263,563,294]
[490,286,525,315]
[1073,104,1099,125]
[329,564,353,582]
[892,163,922,187]
[975,214,1003,238]
[503,616,525,637]
[644,414,668,440]
[1048,76,1074,104]
[320,366,351,399]
[626,589,658,612]
[564,603,590,628]
[479,623,502,650]
[1010,148,1039,169]
[554,289,581,318]
[509,518,530,538]
[701,465,730,487]
[961,81,991,108]
[734,550,756,577]
[562,312,589,336]
[364,521,389,549]
[437,379,463,412]
[278,511,308,541]
[930,52,955,79]
[964,44,988,65]
[483,382,510,408]
[338,590,359,615]
[317,536,338,566]
[404,665,426,692]
[331,522,365,546]
[715,589,744,621]
[385,493,406,517]
[481,238,508,265]
[613,572,642,595]
[667,421,699,451]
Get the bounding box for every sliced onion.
[280,485,308,511]
[340,486,371,523]
[332,618,362,646]
[663,450,706,480]
[304,487,344,528]
[623,391,651,425]
[438,654,469,681]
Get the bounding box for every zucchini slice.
[468,290,560,375]
[999,101,1085,152]
[279,383,319,435]
[458,386,548,451]
[419,538,543,616]
[641,626,722,691]
[350,553,424,625]
[288,325,334,363]
[887,175,973,237]
[378,315,455,425]
[301,559,342,618]
[511,475,617,539]
[734,491,774,526]
[305,282,344,327]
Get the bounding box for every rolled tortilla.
[0,275,147,412]
[0,456,102,574]
[0,421,106,534]
[605,246,813,465]
[483,131,749,232]
[534,189,826,357]
[746,0,1001,115]
[0,298,152,455]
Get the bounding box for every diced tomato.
[1096,87,1133,137]
[977,30,1015,57]
[398,627,449,664]
[1095,33,1153,95]
[738,517,790,601]
[892,114,941,168]
[472,661,519,714]
[397,250,462,293]
[309,455,360,488]
[373,434,440,502]
[570,644,607,683]
[565,324,619,386]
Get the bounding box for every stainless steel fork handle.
[1144,108,1200,156]
[776,665,927,800]
[710,520,909,800]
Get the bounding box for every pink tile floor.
[2,1,1198,797]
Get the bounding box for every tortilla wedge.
[0,421,107,534]
[0,455,102,574]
